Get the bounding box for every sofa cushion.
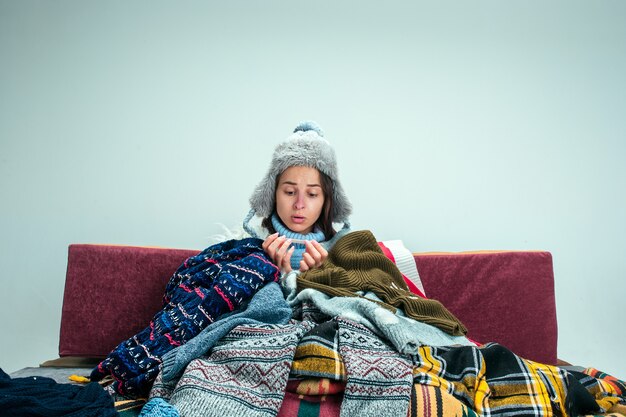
[58,245,558,366]
[59,244,198,358]
[414,250,557,365]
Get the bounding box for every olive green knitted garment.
[297,230,467,336]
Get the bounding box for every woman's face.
[275,166,325,235]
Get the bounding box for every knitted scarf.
[271,213,325,270]
[297,230,467,336]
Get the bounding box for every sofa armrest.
[414,250,557,365]
[59,244,198,358]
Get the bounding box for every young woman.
[91,121,352,396]
[243,121,352,273]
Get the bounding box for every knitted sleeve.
[202,247,281,317]
[163,239,276,303]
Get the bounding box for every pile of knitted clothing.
[91,230,626,417]
[90,237,280,396]
[138,230,625,417]
[145,311,625,417]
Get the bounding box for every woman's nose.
[294,194,305,209]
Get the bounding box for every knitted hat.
[245,121,352,234]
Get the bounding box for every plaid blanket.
[408,383,479,417]
[582,368,626,399]
[290,320,346,381]
[413,343,625,417]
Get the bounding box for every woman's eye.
[308,193,318,198]
[285,190,295,196]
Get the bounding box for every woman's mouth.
[291,215,305,224]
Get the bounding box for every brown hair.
[262,169,336,239]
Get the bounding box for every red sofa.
[57,244,558,366]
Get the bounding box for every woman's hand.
[299,240,328,272]
[263,234,328,273]
[262,233,294,273]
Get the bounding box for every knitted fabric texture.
[90,238,280,396]
[0,368,117,417]
[160,281,292,382]
[284,274,473,354]
[271,213,326,270]
[150,317,414,417]
[146,315,626,417]
[297,230,467,336]
[153,321,315,417]
[336,318,413,417]
[138,398,180,417]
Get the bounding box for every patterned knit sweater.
[90,238,280,396]
[146,315,624,417]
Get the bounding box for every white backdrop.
[1,1,624,379]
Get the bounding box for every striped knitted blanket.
[90,238,280,396]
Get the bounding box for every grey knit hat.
[244,121,352,234]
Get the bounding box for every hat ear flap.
[242,209,259,238]
[331,180,352,223]
[250,172,277,218]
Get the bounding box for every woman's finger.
[301,252,316,270]
[310,240,328,260]
[262,233,279,252]
[274,238,292,264]
[268,235,287,257]
[282,246,295,273]
[305,241,323,266]
[299,259,310,272]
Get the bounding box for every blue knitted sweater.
[90,238,280,396]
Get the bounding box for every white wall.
[1,1,624,380]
